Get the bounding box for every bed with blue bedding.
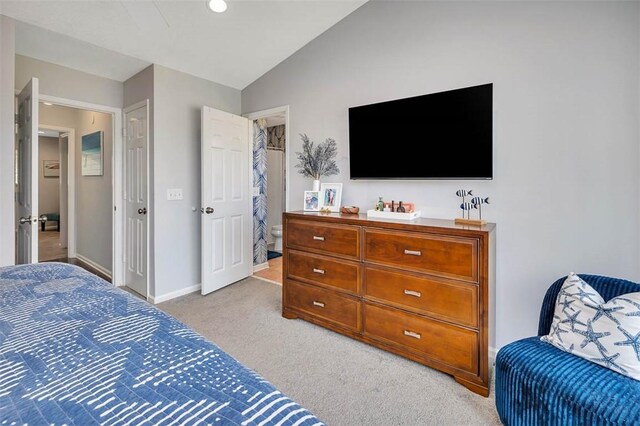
[0,263,322,425]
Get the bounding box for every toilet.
[271,225,283,252]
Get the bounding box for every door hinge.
[14,113,18,125]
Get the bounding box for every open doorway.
[245,106,289,285]
[37,127,65,262]
[36,102,114,281]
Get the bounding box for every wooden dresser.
[282,211,495,396]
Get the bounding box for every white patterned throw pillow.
[542,273,640,380]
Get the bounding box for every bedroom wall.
[0,16,15,266]
[242,1,640,349]
[39,105,113,273]
[152,64,241,300]
[38,136,60,218]
[15,54,123,108]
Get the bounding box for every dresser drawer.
[364,302,478,374]
[287,250,360,294]
[364,266,478,328]
[285,281,360,331]
[364,229,478,282]
[287,219,360,259]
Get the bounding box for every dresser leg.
[282,309,298,320]
[454,376,489,397]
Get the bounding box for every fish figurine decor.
[454,190,489,226]
[470,196,490,221]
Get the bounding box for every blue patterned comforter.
[0,263,322,425]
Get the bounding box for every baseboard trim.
[74,254,112,279]
[252,275,282,287]
[149,284,201,304]
[253,262,269,273]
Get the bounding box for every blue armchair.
[495,274,640,425]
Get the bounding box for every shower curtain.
[252,119,268,266]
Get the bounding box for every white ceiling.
[0,0,366,89]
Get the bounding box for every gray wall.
[0,16,15,266]
[39,104,113,272]
[16,54,123,108]
[75,109,113,271]
[153,64,241,299]
[38,136,60,218]
[242,1,640,349]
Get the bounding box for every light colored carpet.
[158,277,501,425]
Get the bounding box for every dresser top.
[285,211,495,234]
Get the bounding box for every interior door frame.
[39,94,124,287]
[123,99,150,301]
[243,105,291,212]
[38,124,76,257]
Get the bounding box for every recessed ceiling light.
[208,0,227,13]
[43,102,53,106]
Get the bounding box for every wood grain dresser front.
[282,211,495,396]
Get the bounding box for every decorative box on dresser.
[282,211,496,396]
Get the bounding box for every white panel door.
[201,106,251,295]
[16,78,39,264]
[124,102,148,296]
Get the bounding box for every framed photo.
[320,183,342,212]
[43,160,60,178]
[81,131,103,176]
[303,190,320,212]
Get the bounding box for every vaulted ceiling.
[0,0,366,89]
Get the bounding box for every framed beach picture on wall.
[81,131,103,176]
[43,160,60,178]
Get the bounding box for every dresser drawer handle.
[313,236,325,241]
[313,268,325,275]
[312,301,325,308]
[404,330,421,340]
[404,249,422,256]
[403,289,422,298]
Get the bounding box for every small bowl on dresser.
[340,206,360,215]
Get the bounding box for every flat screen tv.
[348,83,493,180]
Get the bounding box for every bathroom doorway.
[245,106,289,285]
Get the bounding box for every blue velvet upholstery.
[495,274,640,425]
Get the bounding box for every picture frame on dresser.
[303,190,320,211]
[319,183,342,212]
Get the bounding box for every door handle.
[137,207,147,215]
[204,207,214,214]
[19,216,31,225]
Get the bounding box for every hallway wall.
[39,104,113,273]
[38,136,60,222]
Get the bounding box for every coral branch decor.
[294,134,339,190]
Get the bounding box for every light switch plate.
[167,188,183,201]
